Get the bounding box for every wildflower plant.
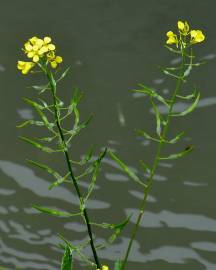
[17,36,129,270]
[108,20,205,269]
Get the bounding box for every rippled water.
[0,0,216,269]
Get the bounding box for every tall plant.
[108,20,205,269]
[17,36,129,270]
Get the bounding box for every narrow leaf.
[20,136,60,153]
[27,159,61,179]
[151,98,162,136]
[114,260,123,270]
[85,148,107,201]
[61,244,73,270]
[172,92,200,117]
[33,205,81,217]
[136,129,160,142]
[57,67,70,83]
[160,146,194,160]
[108,151,147,188]
[17,120,44,128]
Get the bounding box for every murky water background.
[0,0,216,269]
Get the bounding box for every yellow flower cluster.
[166,20,205,47]
[97,265,109,270]
[17,36,63,74]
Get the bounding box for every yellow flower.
[17,61,35,74]
[166,31,178,46]
[190,30,205,43]
[47,51,63,68]
[97,266,109,270]
[24,36,56,62]
[177,20,189,35]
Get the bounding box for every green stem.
[46,70,101,269]
[121,49,186,270]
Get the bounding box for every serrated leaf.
[61,244,73,270]
[108,151,147,188]
[160,146,194,160]
[33,205,81,217]
[85,148,107,201]
[172,92,200,117]
[20,136,61,153]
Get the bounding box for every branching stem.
[121,48,186,270]
[46,70,101,269]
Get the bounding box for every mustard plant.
[17,36,129,270]
[108,20,205,269]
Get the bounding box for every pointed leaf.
[172,92,200,117]
[17,120,44,128]
[136,129,160,142]
[114,260,123,270]
[151,98,162,136]
[57,67,70,83]
[108,151,147,188]
[27,159,61,179]
[85,148,107,201]
[33,205,81,217]
[160,145,194,160]
[61,244,73,270]
[20,136,61,153]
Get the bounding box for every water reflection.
[126,209,216,232]
[0,160,110,210]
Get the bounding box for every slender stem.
[122,48,186,270]
[46,70,101,269]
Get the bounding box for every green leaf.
[96,215,131,250]
[165,131,185,144]
[31,83,50,93]
[61,244,73,270]
[49,172,70,190]
[58,234,93,265]
[139,160,151,174]
[57,67,70,83]
[20,136,61,153]
[136,129,160,142]
[71,146,94,166]
[172,92,200,117]
[108,151,147,188]
[160,145,194,160]
[134,85,169,107]
[27,159,61,180]
[91,214,132,230]
[114,260,123,270]
[164,45,181,54]
[23,98,54,130]
[66,116,93,144]
[85,148,107,201]
[151,98,162,136]
[33,205,81,217]
[17,120,44,128]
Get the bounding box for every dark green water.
[0,0,216,269]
